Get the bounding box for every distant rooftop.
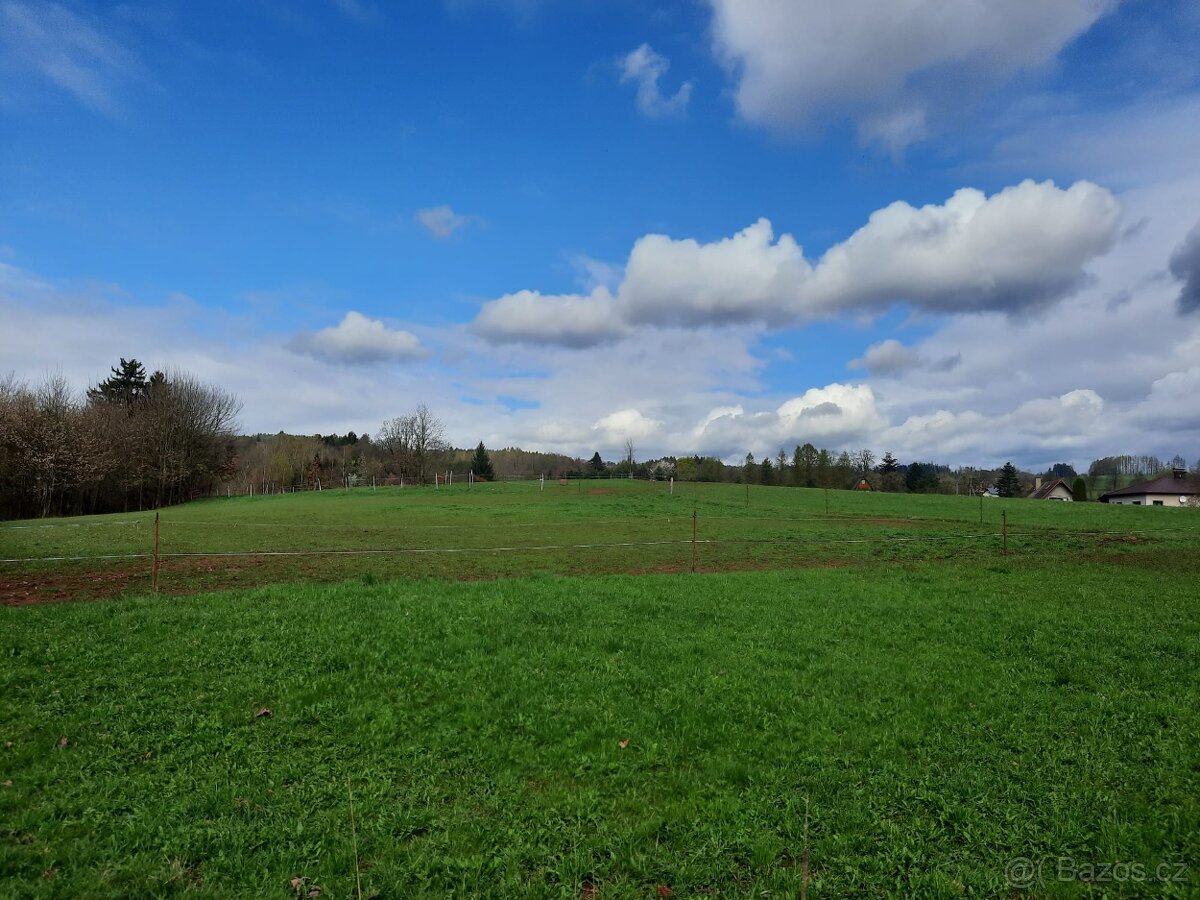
[1099,469,1200,500]
[1028,478,1072,500]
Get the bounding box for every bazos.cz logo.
[1005,856,1189,888]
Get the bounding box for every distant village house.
[1099,468,1200,507]
[1027,477,1073,501]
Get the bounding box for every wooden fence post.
[152,511,160,594]
[691,509,697,574]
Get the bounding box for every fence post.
[152,511,160,594]
[1002,510,1008,556]
[691,508,697,574]
[979,491,983,524]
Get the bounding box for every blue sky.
[3,0,1200,469]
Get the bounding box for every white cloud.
[692,383,886,458]
[801,179,1120,315]
[471,288,626,348]
[1135,367,1200,424]
[707,0,1112,147]
[0,1,138,113]
[415,205,479,239]
[287,311,425,365]
[618,43,692,118]
[569,254,622,292]
[618,218,807,327]
[592,408,663,444]
[848,339,919,375]
[471,179,1121,344]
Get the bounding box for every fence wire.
[2,527,1157,566]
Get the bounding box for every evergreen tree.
[1047,462,1077,479]
[589,451,604,474]
[793,442,817,487]
[87,358,149,409]
[1071,477,1088,502]
[470,441,495,480]
[744,452,756,484]
[996,462,1022,498]
[905,462,940,494]
[815,448,831,488]
[760,457,774,485]
[879,450,901,492]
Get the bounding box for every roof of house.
[1027,478,1072,500]
[1100,470,1200,500]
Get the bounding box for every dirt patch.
[587,489,613,496]
[1,568,141,607]
[1100,535,1144,544]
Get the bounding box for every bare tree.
[378,403,447,483]
[378,414,415,478]
[855,448,876,477]
[140,372,240,507]
[624,438,635,474]
[411,403,447,483]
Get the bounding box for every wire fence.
[3,481,1192,604]
[0,511,1185,602]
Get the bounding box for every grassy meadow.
[3,482,1200,896]
[2,479,1195,601]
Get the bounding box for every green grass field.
[3,483,1199,896]
[3,480,1195,602]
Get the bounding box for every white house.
[1027,477,1074,501]
[1099,468,1200,507]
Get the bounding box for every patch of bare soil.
[0,568,140,607]
[1081,548,1199,573]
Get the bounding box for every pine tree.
[996,462,1022,498]
[88,358,149,409]
[589,452,604,474]
[879,450,900,492]
[760,457,774,485]
[470,441,495,480]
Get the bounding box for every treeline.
[1088,454,1191,477]
[657,447,987,495]
[0,361,240,519]
[8,367,1195,519]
